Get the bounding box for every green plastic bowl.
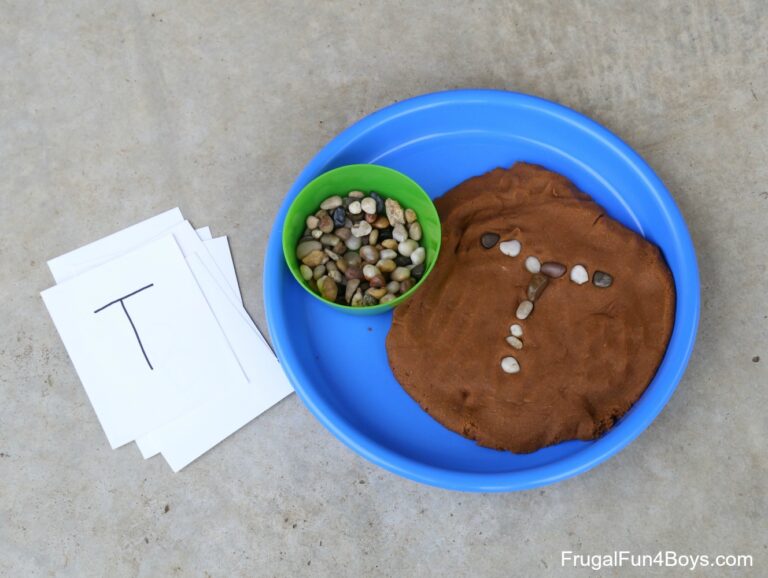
[282,164,441,315]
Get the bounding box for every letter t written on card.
[41,235,248,449]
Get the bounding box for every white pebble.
[525,256,541,273]
[506,336,523,350]
[499,240,521,257]
[348,200,362,215]
[351,221,372,237]
[516,299,534,320]
[510,323,523,337]
[361,197,377,215]
[410,246,426,266]
[393,223,408,243]
[501,356,520,374]
[380,249,397,260]
[570,264,589,285]
[320,195,342,210]
[398,239,418,257]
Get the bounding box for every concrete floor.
[1,1,766,576]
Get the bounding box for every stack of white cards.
[41,208,293,472]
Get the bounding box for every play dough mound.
[385,163,675,453]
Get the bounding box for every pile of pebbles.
[480,233,614,375]
[296,191,426,306]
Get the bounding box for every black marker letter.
[94,284,155,370]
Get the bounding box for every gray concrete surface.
[1,1,766,576]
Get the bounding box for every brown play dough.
[385,163,675,453]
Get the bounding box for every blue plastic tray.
[264,90,700,492]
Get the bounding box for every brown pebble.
[317,211,334,234]
[345,279,360,303]
[345,265,363,280]
[369,275,386,289]
[480,232,500,249]
[364,212,377,224]
[540,261,566,278]
[301,250,326,267]
[373,215,390,229]
[527,273,549,302]
[366,287,387,299]
[318,277,338,301]
[593,271,613,288]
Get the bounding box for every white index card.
[41,234,248,449]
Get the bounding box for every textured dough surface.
[385,163,675,453]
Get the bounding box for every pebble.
[499,239,521,257]
[364,212,377,224]
[408,222,422,241]
[301,250,326,267]
[348,190,364,199]
[345,235,362,251]
[593,271,613,288]
[385,198,405,226]
[318,212,334,233]
[345,279,360,303]
[380,249,398,260]
[306,215,319,230]
[362,264,381,280]
[360,245,380,263]
[368,229,379,245]
[332,240,346,255]
[366,287,387,299]
[312,265,326,280]
[410,246,426,266]
[405,208,417,223]
[373,215,390,229]
[398,239,418,257]
[332,207,346,227]
[380,293,397,304]
[370,191,385,214]
[351,221,372,238]
[506,336,523,350]
[324,249,339,261]
[391,267,411,282]
[320,196,343,210]
[527,273,549,302]
[348,200,362,215]
[399,278,415,293]
[386,280,400,294]
[540,261,566,278]
[328,270,343,284]
[335,227,351,241]
[345,265,363,280]
[381,239,398,250]
[296,240,322,260]
[362,293,378,306]
[369,274,386,289]
[361,197,377,215]
[481,232,500,249]
[378,227,393,240]
[395,254,411,267]
[320,233,339,246]
[344,251,362,267]
[377,259,396,273]
[516,299,534,320]
[318,276,338,301]
[501,356,520,374]
[570,264,589,285]
[311,229,323,239]
[393,223,408,243]
[525,256,541,273]
[326,261,338,273]
[299,264,313,281]
[335,258,348,273]
[510,324,523,337]
[351,289,364,307]
[411,263,425,280]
